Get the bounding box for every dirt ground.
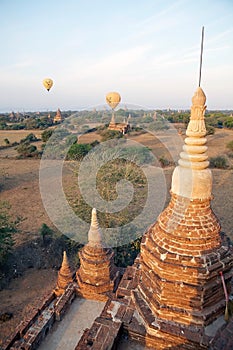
[0,127,232,345]
[0,130,44,147]
[0,269,57,346]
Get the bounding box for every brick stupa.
[108,112,130,134]
[76,208,118,301]
[53,108,63,123]
[54,250,73,296]
[132,87,233,349]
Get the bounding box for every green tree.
[39,223,53,244]
[224,117,233,129]
[53,128,70,141]
[66,134,77,146]
[24,118,39,129]
[66,143,91,160]
[99,129,123,141]
[4,138,10,145]
[20,133,38,143]
[0,203,16,266]
[206,124,215,135]
[16,142,38,157]
[41,129,53,142]
[0,121,7,130]
[37,116,53,129]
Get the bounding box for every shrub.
[120,146,153,165]
[113,238,142,267]
[0,122,7,130]
[209,156,228,169]
[53,128,70,141]
[99,129,123,141]
[41,129,53,142]
[65,134,77,146]
[90,140,100,147]
[142,116,154,123]
[224,117,233,129]
[20,133,38,143]
[66,143,92,161]
[16,142,39,158]
[4,138,10,145]
[226,140,233,152]
[159,156,174,167]
[147,120,169,131]
[206,124,215,135]
[0,202,17,266]
[39,223,53,244]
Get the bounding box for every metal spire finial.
[198,26,205,87]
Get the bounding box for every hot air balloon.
[43,78,53,92]
[106,92,121,110]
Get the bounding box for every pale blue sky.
[0,0,233,112]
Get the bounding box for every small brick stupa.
[108,112,130,134]
[54,251,74,296]
[132,86,233,349]
[76,208,118,301]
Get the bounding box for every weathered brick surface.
[76,245,119,300]
[1,292,56,350]
[75,316,122,350]
[54,251,74,297]
[54,283,76,320]
[5,301,55,350]
[138,194,233,330]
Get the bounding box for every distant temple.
[9,111,16,120]
[108,113,130,134]
[53,108,63,123]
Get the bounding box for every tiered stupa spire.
[87,208,103,247]
[109,112,115,125]
[133,86,233,349]
[172,87,212,200]
[76,208,118,301]
[54,251,73,296]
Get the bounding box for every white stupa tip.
[192,87,206,107]
[88,208,103,247]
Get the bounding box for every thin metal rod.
[198,26,204,87]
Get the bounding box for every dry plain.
[0,127,232,345]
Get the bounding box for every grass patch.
[209,156,229,169]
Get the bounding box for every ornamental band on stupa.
[131,86,233,349]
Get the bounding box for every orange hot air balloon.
[106,92,121,110]
[43,78,53,91]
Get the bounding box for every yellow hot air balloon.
[106,92,121,110]
[43,78,53,92]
